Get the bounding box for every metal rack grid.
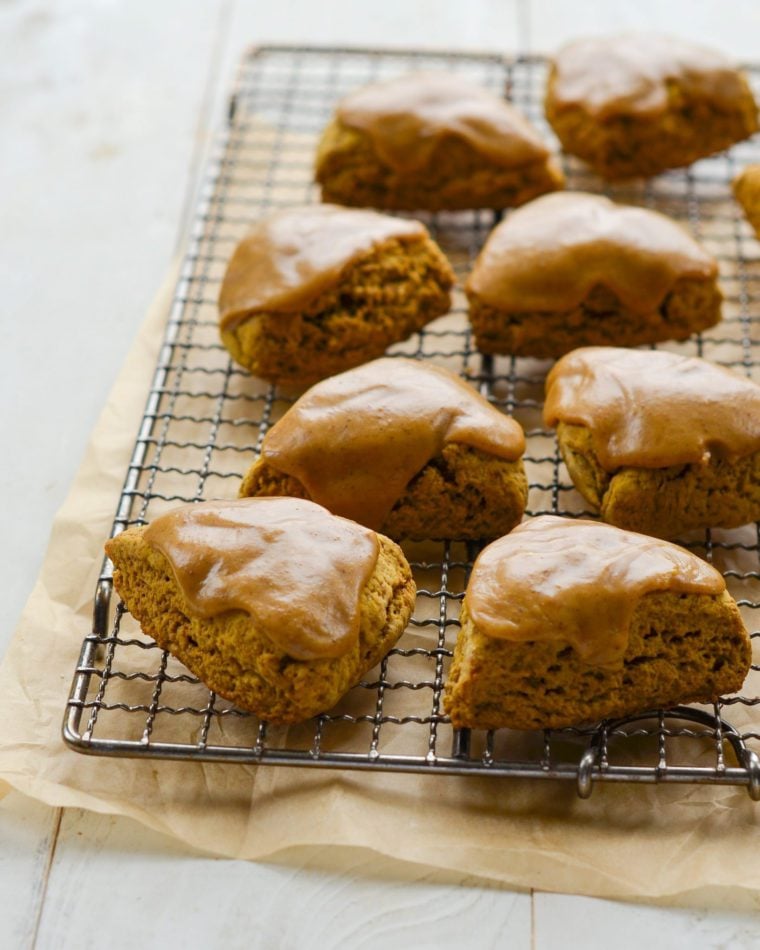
[63,45,760,799]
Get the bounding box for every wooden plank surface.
[0,793,60,949]
[35,809,531,950]
[525,0,760,57]
[534,892,760,950]
[0,0,226,650]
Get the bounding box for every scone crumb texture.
[466,516,724,667]
[259,357,525,529]
[544,347,760,470]
[141,497,379,660]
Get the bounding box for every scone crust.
[557,421,760,538]
[545,67,759,181]
[444,590,751,730]
[239,442,528,541]
[107,529,416,724]
[222,234,454,386]
[468,277,722,358]
[315,119,564,211]
[734,164,760,238]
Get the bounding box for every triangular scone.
[106,498,416,724]
[218,205,454,386]
[466,192,721,357]
[238,357,527,541]
[544,347,760,538]
[444,517,751,730]
[316,71,564,211]
[734,164,760,239]
[545,33,759,180]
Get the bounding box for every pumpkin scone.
[733,164,760,238]
[218,205,455,386]
[545,33,759,180]
[465,192,721,358]
[543,347,760,538]
[239,357,527,541]
[444,516,751,731]
[105,498,416,724]
[315,71,564,211]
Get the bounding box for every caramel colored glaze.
[544,347,760,470]
[467,516,725,667]
[550,33,752,120]
[261,357,525,530]
[218,205,427,331]
[143,497,379,661]
[466,192,717,313]
[337,71,550,174]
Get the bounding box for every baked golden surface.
[557,422,760,538]
[545,34,759,180]
[445,590,750,730]
[544,347,760,536]
[237,357,526,539]
[466,193,721,357]
[218,206,454,385]
[444,517,751,730]
[241,443,528,542]
[734,164,760,238]
[316,71,564,210]
[106,505,416,724]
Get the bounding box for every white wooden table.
[3,2,760,946]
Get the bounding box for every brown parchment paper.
[0,263,760,904]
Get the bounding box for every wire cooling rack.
[64,45,760,799]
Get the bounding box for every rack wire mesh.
[64,45,760,798]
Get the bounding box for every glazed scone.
[733,164,760,238]
[315,72,564,211]
[218,205,455,386]
[444,517,752,730]
[545,34,759,180]
[239,357,527,541]
[466,192,721,357]
[543,347,760,538]
[105,498,416,724]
